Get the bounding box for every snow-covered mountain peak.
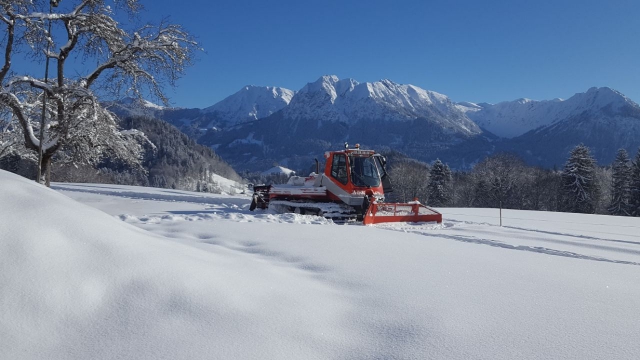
[281,76,481,136]
[301,75,340,92]
[114,97,165,110]
[335,77,359,97]
[203,85,294,124]
[363,80,453,112]
[570,86,635,110]
[104,97,167,119]
[298,75,360,104]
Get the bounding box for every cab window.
[331,154,348,184]
[350,156,381,187]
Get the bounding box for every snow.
[141,99,165,110]
[228,132,263,148]
[2,169,640,359]
[261,165,295,176]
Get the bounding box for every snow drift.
[0,171,352,359]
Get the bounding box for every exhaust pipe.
[315,158,319,174]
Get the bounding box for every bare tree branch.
[0,0,198,184]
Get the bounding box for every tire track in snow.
[378,226,640,267]
[503,225,640,247]
[53,184,250,207]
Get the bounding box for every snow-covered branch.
[83,21,199,105]
[7,76,55,95]
[0,0,197,185]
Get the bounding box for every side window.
[331,154,348,185]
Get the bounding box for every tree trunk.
[40,153,53,187]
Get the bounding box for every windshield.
[349,156,381,187]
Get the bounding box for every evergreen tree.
[629,148,640,216]
[560,144,601,214]
[443,164,452,183]
[608,149,632,216]
[427,159,450,206]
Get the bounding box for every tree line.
[387,144,640,217]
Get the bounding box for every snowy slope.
[459,87,640,138]
[261,165,295,176]
[3,170,640,359]
[105,97,166,118]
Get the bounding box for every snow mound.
[0,170,350,359]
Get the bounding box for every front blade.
[362,201,442,225]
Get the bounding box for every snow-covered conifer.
[427,159,450,207]
[560,144,601,214]
[608,149,631,216]
[629,148,640,217]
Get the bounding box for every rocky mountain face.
[113,78,640,172]
[199,76,488,171]
[203,85,295,126]
[458,87,637,138]
[493,88,640,166]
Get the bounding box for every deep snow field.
[1,169,640,359]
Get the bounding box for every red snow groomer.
[249,144,442,224]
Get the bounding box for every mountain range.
[110,76,640,172]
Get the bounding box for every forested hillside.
[117,116,242,192]
[1,116,243,193]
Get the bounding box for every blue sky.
[15,0,640,108]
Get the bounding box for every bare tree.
[388,160,429,203]
[0,0,199,185]
[472,153,526,209]
[0,108,22,159]
[526,167,561,211]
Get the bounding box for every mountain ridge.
[112,76,640,170]
[458,86,639,138]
